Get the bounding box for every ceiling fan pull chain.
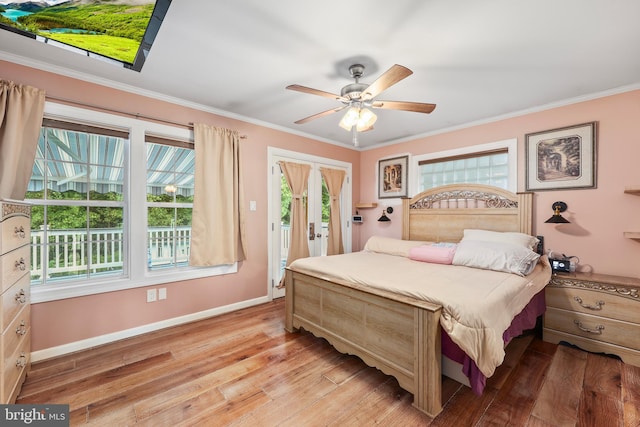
[352,126,358,147]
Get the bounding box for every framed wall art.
[378,155,408,198]
[525,122,597,191]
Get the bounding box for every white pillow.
[462,229,539,250]
[452,240,541,276]
[363,236,428,257]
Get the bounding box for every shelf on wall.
[624,187,640,238]
[624,186,640,195]
[355,203,378,209]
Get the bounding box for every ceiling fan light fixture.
[339,106,377,132]
[339,107,360,130]
[356,108,377,131]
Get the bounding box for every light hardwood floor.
[17,299,640,426]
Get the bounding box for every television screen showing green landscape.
[0,0,171,71]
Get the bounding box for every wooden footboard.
[285,268,443,417]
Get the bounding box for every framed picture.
[378,155,408,198]
[525,122,597,191]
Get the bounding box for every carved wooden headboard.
[401,184,533,242]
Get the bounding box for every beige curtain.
[320,167,346,256]
[278,161,310,287]
[0,80,46,200]
[190,123,247,266]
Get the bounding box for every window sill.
[30,263,238,303]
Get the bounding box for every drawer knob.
[16,352,27,368]
[15,289,27,304]
[574,319,604,335]
[574,296,605,311]
[15,257,26,271]
[15,320,27,336]
[14,226,25,239]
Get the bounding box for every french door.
[268,148,351,299]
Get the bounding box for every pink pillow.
[408,244,457,265]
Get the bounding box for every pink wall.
[358,90,640,278]
[1,60,360,352]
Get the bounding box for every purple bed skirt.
[441,289,546,395]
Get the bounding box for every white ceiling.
[2,0,640,149]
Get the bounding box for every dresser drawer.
[546,286,637,324]
[0,214,30,256]
[0,275,30,333]
[545,307,640,350]
[1,305,30,360]
[0,245,29,294]
[1,330,30,404]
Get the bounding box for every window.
[27,120,127,286]
[28,103,236,303]
[414,139,517,194]
[146,137,194,270]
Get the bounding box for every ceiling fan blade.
[294,106,347,124]
[361,64,413,100]
[372,100,436,114]
[286,84,346,101]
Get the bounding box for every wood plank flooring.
[17,299,640,426]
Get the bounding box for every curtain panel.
[0,80,46,200]
[320,167,346,256]
[278,161,310,287]
[190,123,247,266]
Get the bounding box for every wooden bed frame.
[284,184,533,417]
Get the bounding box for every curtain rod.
[46,95,247,138]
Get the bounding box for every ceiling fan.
[286,63,436,146]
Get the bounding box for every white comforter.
[288,251,551,377]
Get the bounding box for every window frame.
[31,102,236,304]
[411,138,518,195]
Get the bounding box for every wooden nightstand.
[543,271,640,367]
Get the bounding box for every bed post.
[413,306,443,417]
[284,269,296,333]
[517,192,533,235]
[402,198,410,240]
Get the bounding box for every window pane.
[147,207,192,270]
[89,207,124,276]
[418,151,509,192]
[146,143,195,203]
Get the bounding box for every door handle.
[309,223,315,240]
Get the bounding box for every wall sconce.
[545,201,570,224]
[378,206,393,222]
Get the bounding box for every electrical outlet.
[147,289,157,303]
[159,288,167,300]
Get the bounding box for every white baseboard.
[31,296,271,362]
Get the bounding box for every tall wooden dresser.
[0,200,31,403]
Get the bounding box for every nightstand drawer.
[545,307,640,350]
[546,286,636,323]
